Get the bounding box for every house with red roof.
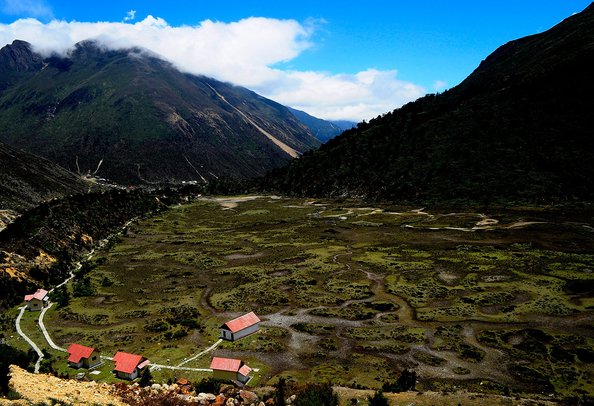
[66,343,101,369]
[24,289,49,311]
[112,351,150,380]
[210,357,252,384]
[220,312,260,341]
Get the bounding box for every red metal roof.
[24,289,48,302]
[210,357,242,372]
[137,359,151,369]
[67,343,96,363]
[113,351,147,374]
[238,365,252,377]
[221,312,260,333]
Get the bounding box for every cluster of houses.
[66,344,150,380]
[24,289,260,384]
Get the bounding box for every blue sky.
[0,0,591,121]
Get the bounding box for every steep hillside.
[0,189,167,309]
[262,3,594,204]
[0,40,320,185]
[0,140,101,212]
[287,106,345,142]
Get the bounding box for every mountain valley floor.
[4,196,594,402]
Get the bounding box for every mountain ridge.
[261,3,594,204]
[0,40,321,185]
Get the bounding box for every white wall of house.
[220,323,259,341]
[69,360,84,369]
[117,368,139,380]
[238,372,250,383]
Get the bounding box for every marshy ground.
[13,196,594,400]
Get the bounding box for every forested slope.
[262,3,594,205]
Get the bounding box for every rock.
[197,393,217,400]
[240,390,259,403]
[212,394,226,406]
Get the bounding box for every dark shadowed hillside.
[0,40,320,185]
[262,3,594,205]
[0,140,102,211]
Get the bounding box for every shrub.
[193,377,220,394]
[50,285,70,308]
[381,381,402,393]
[367,390,389,406]
[294,382,338,406]
[72,277,94,297]
[397,369,416,391]
[139,367,152,387]
[273,377,287,406]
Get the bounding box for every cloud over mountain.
[0,15,424,121]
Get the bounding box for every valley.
[5,195,594,402]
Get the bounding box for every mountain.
[0,140,101,212]
[0,40,321,185]
[287,106,345,142]
[329,120,356,131]
[262,3,594,204]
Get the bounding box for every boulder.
[240,391,258,403]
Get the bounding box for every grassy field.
[7,196,594,400]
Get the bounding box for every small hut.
[24,289,49,311]
[112,351,150,380]
[220,312,260,341]
[210,357,252,384]
[67,343,101,369]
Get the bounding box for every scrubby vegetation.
[3,196,594,403]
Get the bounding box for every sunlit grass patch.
[239,210,270,216]
[343,325,425,343]
[323,278,372,300]
[290,323,335,335]
[414,352,447,366]
[386,277,463,308]
[350,221,383,227]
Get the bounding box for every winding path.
[15,307,44,373]
[39,303,66,352]
[14,218,222,374]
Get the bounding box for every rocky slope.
[0,40,320,185]
[2,366,126,406]
[1,366,559,406]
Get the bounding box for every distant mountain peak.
[0,40,43,73]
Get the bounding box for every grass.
[5,197,594,400]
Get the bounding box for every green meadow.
[13,197,594,397]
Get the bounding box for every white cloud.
[0,15,425,121]
[265,69,424,121]
[0,0,52,19]
[124,10,136,22]
[433,80,447,91]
